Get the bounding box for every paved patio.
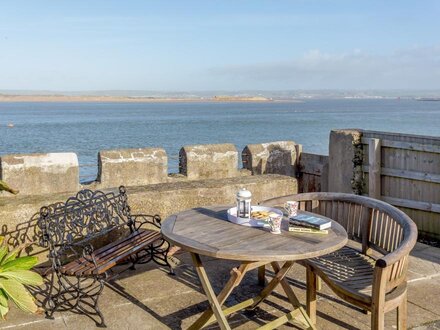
[1,242,439,330]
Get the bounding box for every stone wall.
[242,141,299,177]
[0,153,79,196]
[0,140,303,262]
[0,174,297,262]
[179,143,239,180]
[328,129,363,193]
[98,148,168,188]
[0,141,303,196]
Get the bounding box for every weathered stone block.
[121,174,298,221]
[179,144,238,180]
[242,141,299,177]
[98,148,167,188]
[328,129,363,193]
[0,153,79,196]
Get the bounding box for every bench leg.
[44,271,56,320]
[135,238,175,275]
[152,238,175,275]
[371,306,385,330]
[44,271,107,327]
[129,255,137,270]
[306,266,317,325]
[397,291,407,330]
[93,287,106,328]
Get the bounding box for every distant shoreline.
[0,94,282,103]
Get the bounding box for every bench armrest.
[131,214,162,231]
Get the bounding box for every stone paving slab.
[0,242,439,329]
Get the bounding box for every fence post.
[369,138,381,199]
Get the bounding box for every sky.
[0,1,439,91]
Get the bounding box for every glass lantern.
[236,188,252,219]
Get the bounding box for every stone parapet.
[98,148,167,189]
[127,174,297,217]
[0,153,79,196]
[242,141,299,177]
[0,174,298,262]
[0,141,306,197]
[328,129,363,193]
[179,143,239,180]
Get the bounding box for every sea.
[1,99,439,182]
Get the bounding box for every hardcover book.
[288,226,329,234]
[289,213,331,230]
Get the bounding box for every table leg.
[251,261,294,309]
[189,259,252,330]
[190,253,231,330]
[272,262,317,330]
[188,257,315,330]
[258,265,266,286]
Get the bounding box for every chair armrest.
[375,228,418,269]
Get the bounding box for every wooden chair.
[260,192,418,330]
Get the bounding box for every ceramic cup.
[284,201,299,217]
[268,214,283,234]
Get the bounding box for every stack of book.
[288,213,331,234]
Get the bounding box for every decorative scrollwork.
[38,187,133,252]
[82,244,98,268]
[131,214,162,232]
[36,185,174,326]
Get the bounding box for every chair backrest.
[260,192,418,293]
[38,186,133,251]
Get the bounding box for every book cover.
[289,214,331,230]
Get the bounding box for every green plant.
[0,180,19,195]
[0,236,43,319]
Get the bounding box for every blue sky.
[0,1,439,91]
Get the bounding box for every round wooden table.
[162,205,348,330]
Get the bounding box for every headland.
[0,94,273,103]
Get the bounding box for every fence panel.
[361,130,440,240]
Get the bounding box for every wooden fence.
[298,153,328,193]
[361,130,440,240]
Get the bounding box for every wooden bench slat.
[306,246,376,303]
[70,232,159,276]
[71,233,159,275]
[61,230,157,274]
[68,230,160,276]
[61,230,161,276]
[85,232,160,275]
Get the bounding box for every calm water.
[1,99,439,181]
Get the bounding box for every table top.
[161,205,348,262]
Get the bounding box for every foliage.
[0,180,19,195]
[0,236,43,319]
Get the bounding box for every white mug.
[268,214,283,234]
[284,201,299,217]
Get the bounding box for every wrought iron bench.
[37,186,173,327]
[260,192,418,330]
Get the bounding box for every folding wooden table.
[161,206,347,330]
